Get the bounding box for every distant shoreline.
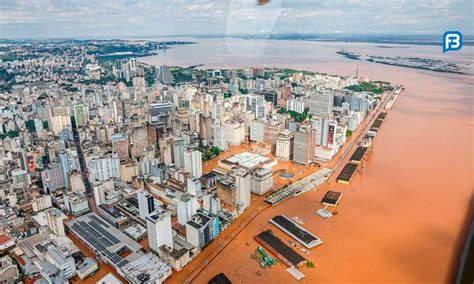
[2,34,473,47]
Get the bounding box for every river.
[139,38,473,284]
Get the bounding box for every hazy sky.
[0,0,472,39]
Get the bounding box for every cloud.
[0,0,471,38]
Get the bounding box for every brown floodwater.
[139,39,473,284]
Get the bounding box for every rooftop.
[220,151,275,171]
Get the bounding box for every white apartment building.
[32,195,53,212]
[146,210,173,253]
[276,129,294,161]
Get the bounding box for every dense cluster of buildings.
[0,40,382,283]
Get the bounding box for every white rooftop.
[222,152,275,170]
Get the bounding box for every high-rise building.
[276,130,294,161]
[184,149,202,178]
[41,163,65,193]
[223,119,245,146]
[58,150,79,188]
[262,91,278,106]
[308,91,334,118]
[199,113,212,141]
[186,177,202,197]
[286,98,305,113]
[137,189,155,220]
[111,133,129,161]
[45,208,65,236]
[203,193,221,215]
[149,101,173,126]
[250,168,273,196]
[311,118,338,149]
[233,168,251,211]
[177,194,200,225]
[312,117,329,147]
[130,126,148,157]
[250,120,265,143]
[185,213,213,248]
[246,95,266,119]
[173,140,187,169]
[293,124,313,165]
[212,124,227,151]
[159,138,173,166]
[32,195,53,212]
[350,93,369,113]
[86,153,120,183]
[147,210,173,252]
[11,169,31,189]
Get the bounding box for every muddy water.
[140,39,473,283]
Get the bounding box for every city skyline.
[1,0,472,39]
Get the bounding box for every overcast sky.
[0,0,472,39]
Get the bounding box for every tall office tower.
[293,124,313,165]
[212,124,227,151]
[276,129,294,161]
[311,117,338,149]
[45,208,65,236]
[250,120,265,142]
[212,101,222,121]
[184,149,202,178]
[93,184,106,206]
[177,194,200,225]
[147,210,173,252]
[58,150,79,188]
[233,168,251,211]
[326,120,338,148]
[111,133,129,161]
[137,189,155,220]
[246,94,266,119]
[173,140,187,169]
[311,117,329,147]
[308,91,334,118]
[199,113,213,141]
[350,93,369,113]
[262,91,278,106]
